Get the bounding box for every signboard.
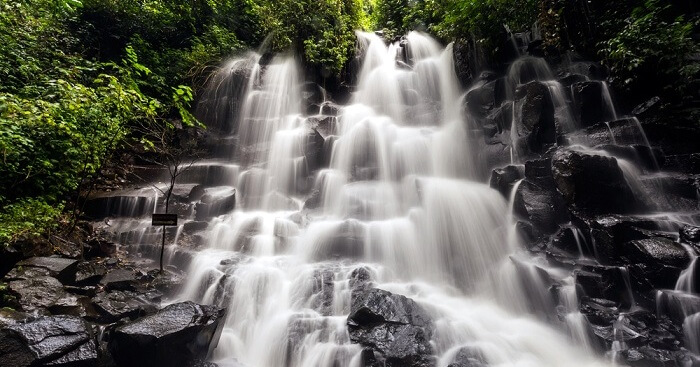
[152,214,178,226]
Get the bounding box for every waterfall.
[162,32,613,367]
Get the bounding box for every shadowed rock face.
[109,301,225,367]
[348,288,434,367]
[0,315,97,367]
[552,149,642,215]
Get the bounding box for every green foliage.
[256,0,370,75]
[0,199,63,245]
[599,0,698,96]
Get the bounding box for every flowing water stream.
[97,30,700,366]
[169,31,612,367]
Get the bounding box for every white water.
[172,32,610,367]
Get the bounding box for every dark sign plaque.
[152,214,178,226]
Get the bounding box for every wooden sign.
[152,213,178,226]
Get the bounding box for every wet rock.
[183,221,209,234]
[552,149,642,214]
[0,315,97,367]
[571,81,612,127]
[548,226,589,256]
[513,159,568,235]
[558,73,588,87]
[74,262,107,286]
[624,238,689,269]
[307,115,336,139]
[84,237,117,258]
[312,219,366,261]
[303,189,322,210]
[347,288,433,367]
[464,81,496,118]
[310,268,335,316]
[619,346,677,367]
[92,290,158,323]
[7,276,66,313]
[483,102,512,139]
[655,290,700,325]
[512,81,556,154]
[15,257,78,284]
[195,188,236,220]
[0,246,23,278]
[188,185,206,202]
[447,346,487,367]
[575,267,635,309]
[597,144,664,172]
[305,127,326,172]
[109,301,225,367]
[349,266,374,290]
[0,309,26,328]
[489,164,524,198]
[680,225,700,245]
[100,269,139,291]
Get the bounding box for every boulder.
[304,127,326,171]
[512,81,556,154]
[15,257,78,284]
[7,276,66,313]
[552,149,642,214]
[108,301,225,367]
[624,238,690,269]
[74,262,107,286]
[489,164,524,198]
[680,225,700,245]
[0,315,97,367]
[91,290,158,323]
[100,269,139,291]
[513,159,568,235]
[571,81,613,127]
[447,346,487,367]
[311,219,366,261]
[347,288,433,367]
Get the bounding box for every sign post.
[151,213,178,226]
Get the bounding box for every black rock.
[0,315,97,367]
[15,257,79,284]
[447,346,487,367]
[489,164,524,198]
[512,81,556,154]
[109,301,225,367]
[552,149,642,214]
[347,288,434,367]
[311,219,366,261]
[571,81,614,127]
[304,127,327,172]
[680,225,700,245]
[624,238,690,269]
[74,262,107,286]
[7,276,67,313]
[100,269,139,291]
[655,290,700,325]
[513,167,568,236]
[91,290,158,323]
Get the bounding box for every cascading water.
[171,32,609,366]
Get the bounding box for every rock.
[86,239,117,259]
[656,290,700,325]
[15,257,79,284]
[307,115,337,139]
[183,221,209,234]
[631,96,662,118]
[195,188,236,220]
[100,269,139,291]
[575,266,635,309]
[0,246,23,278]
[558,73,588,87]
[7,276,66,313]
[552,149,642,214]
[483,102,512,139]
[0,315,97,367]
[680,225,700,245]
[74,262,107,286]
[513,159,568,235]
[447,346,487,367]
[309,268,335,316]
[304,127,326,172]
[512,81,556,154]
[349,266,374,291]
[310,219,366,261]
[624,238,689,269]
[597,144,664,172]
[188,185,206,202]
[303,189,322,210]
[347,288,433,367]
[489,164,524,197]
[464,80,497,118]
[91,290,159,323]
[571,81,613,127]
[109,301,225,367]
